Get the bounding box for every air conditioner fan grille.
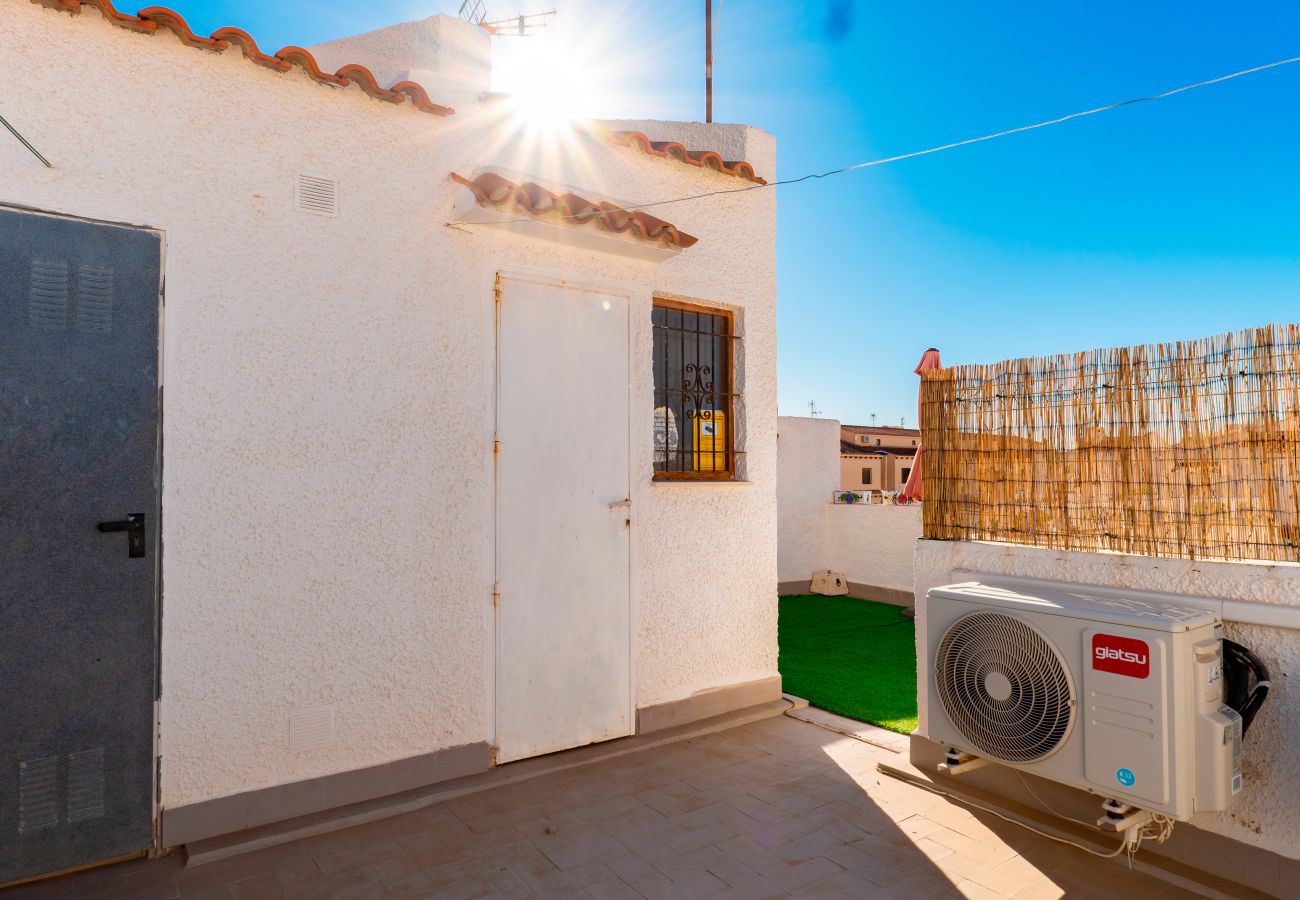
[936,611,1074,763]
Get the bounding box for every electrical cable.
[1015,770,1080,823]
[1223,638,1271,736]
[886,774,1132,859]
[454,52,1300,229]
[791,708,1184,871]
[788,711,1132,859]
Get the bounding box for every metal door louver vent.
[18,757,59,833]
[29,258,69,330]
[936,611,1075,763]
[76,265,114,333]
[296,173,339,217]
[67,748,106,822]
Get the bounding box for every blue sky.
[164,1,1300,427]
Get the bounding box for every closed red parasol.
[899,348,942,502]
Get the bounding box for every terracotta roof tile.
[29,0,455,115]
[451,172,699,250]
[842,425,921,436]
[840,441,914,456]
[607,130,766,184]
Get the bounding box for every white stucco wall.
[915,539,1299,859]
[777,416,921,592]
[777,416,839,579]
[308,14,491,111]
[774,418,920,593]
[1,6,776,810]
[827,504,922,591]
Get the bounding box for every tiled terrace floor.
[10,714,1198,899]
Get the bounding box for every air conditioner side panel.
[1081,627,1171,808]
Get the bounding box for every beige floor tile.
[11,716,1238,900]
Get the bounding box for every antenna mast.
[705,0,713,122]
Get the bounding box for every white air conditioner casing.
[924,581,1242,820]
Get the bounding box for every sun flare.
[491,25,608,132]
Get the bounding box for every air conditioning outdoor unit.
[923,580,1243,821]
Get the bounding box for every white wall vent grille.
[295,174,339,218]
[289,706,335,753]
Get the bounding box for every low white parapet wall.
[777,416,921,600]
[915,538,1300,861]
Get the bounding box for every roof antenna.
[870,413,877,427]
[472,5,559,36]
[809,401,821,418]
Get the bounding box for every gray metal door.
[0,207,161,885]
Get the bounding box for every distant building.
[840,425,919,492]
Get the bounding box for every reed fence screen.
[920,323,1300,562]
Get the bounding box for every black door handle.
[98,513,146,558]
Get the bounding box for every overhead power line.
[461,52,1300,226]
[631,52,1300,214]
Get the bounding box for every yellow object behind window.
[693,411,727,472]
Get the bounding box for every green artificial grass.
[778,594,918,734]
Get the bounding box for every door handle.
[608,499,631,529]
[98,513,146,559]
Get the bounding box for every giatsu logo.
[1091,634,1151,678]
[1095,646,1147,665]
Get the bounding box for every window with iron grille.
[653,299,742,480]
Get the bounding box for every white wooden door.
[495,276,632,763]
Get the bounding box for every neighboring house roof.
[840,441,915,457]
[841,425,921,437]
[606,130,766,184]
[450,172,700,250]
[29,0,456,116]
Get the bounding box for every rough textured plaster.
[1,6,776,808]
[777,416,921,590]
[309,14,491,111]
[915,539,1299,859]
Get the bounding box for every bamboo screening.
[920,323,1300,563]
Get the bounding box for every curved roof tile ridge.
[450,172,699,250]
[138,6,225,49]
[27,0,455,116]
[606,129,765,184]
[211,26,291,71]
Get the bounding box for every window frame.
[651,296,740,482]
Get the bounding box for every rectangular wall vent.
[296,174,339,218]
[289,706,335,753]
[29,258,69,331]
[67,748,106,823]
[76,265,114,333]
[18,756,59,833]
